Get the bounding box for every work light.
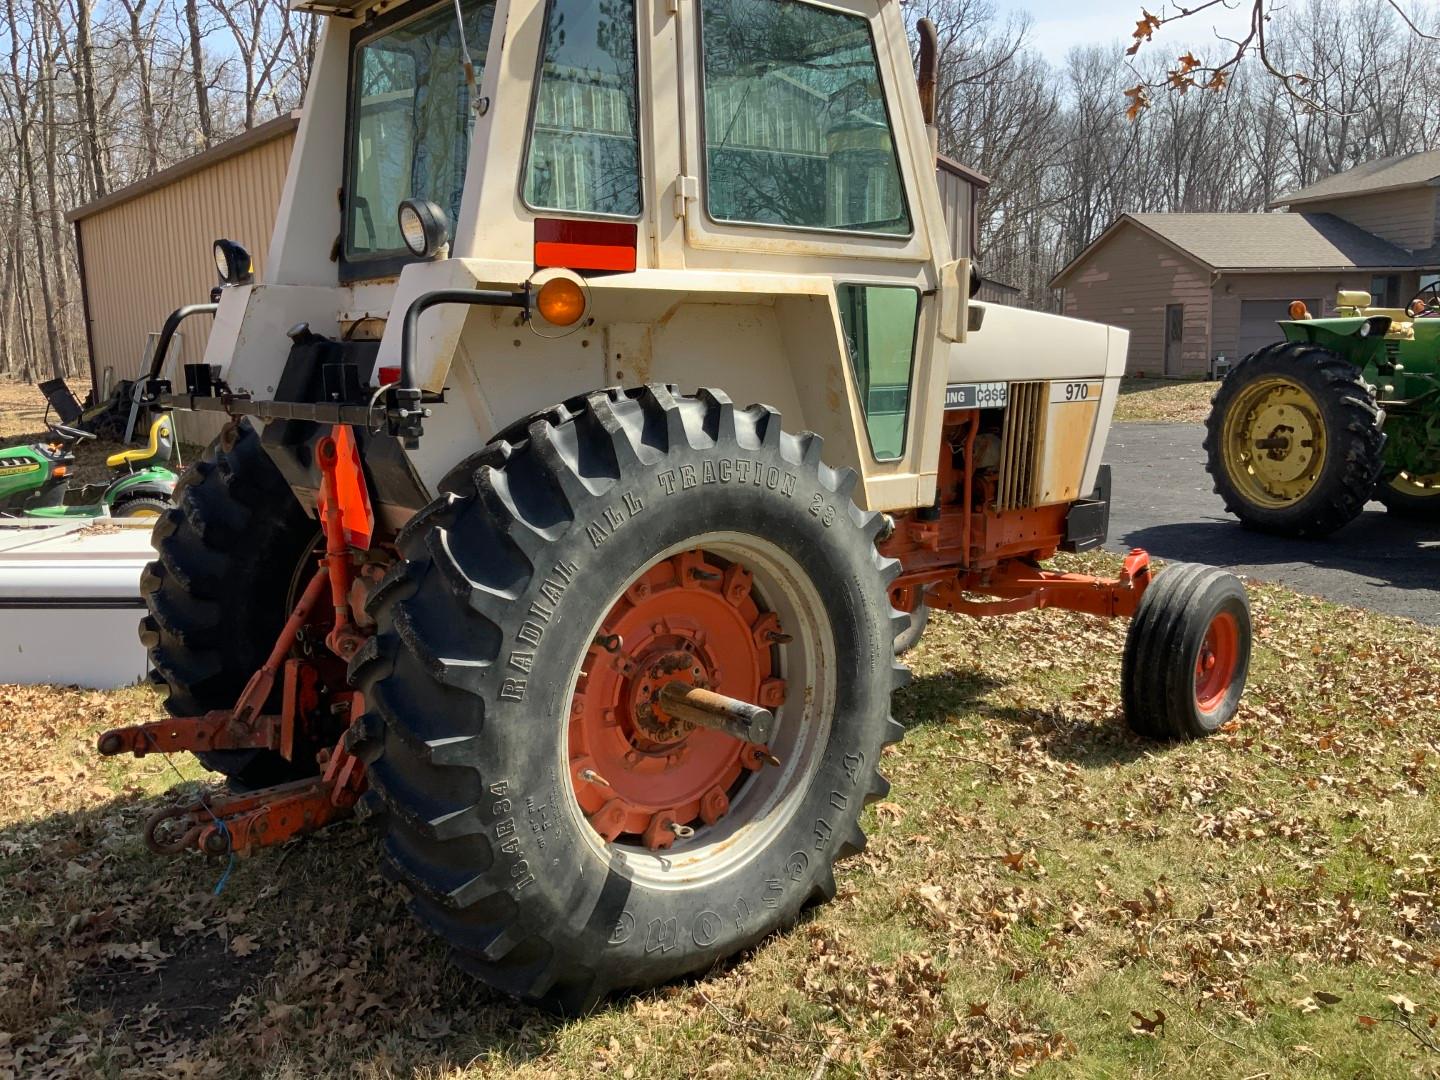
[398,199,450,259]
[212,238,254,285]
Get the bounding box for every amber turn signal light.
[535,277,587,327]
[1289,300,1311,320]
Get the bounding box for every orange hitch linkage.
[99,423,378,860]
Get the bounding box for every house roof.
[1271,149,1440,207]
[1051,211,1435,288]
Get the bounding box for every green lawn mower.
[1206,286,1440,536]
[0,414,179,520]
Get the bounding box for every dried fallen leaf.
[873,801,905,824]
[1130,1009,1166,1035]
[230,934,260,958]
[1388,994,1417,1016]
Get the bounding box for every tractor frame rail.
[920,548,1152,619]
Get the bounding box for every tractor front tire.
[893,601,928,656]
[1122,562,1251,740]
[348,386,907,1012]
[139,420,320,789]
[1204,343,1384,537]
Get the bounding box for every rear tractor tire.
[139,420,322,789]
[347,386,908,1012]
[1122,562,1251,740]
[1375,472,1440,522]
[1204,342,1384,537]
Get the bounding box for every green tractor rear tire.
[1204,342,1385,537]
[1375,472,1440,521]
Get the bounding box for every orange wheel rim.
[569,549,786,851]
[1194,611,1240,713]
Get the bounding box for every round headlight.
[213,238,254,285]
[1358,321,1372,338]
[397,199,449,259]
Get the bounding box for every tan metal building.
[68,113,300,443]
[1052,150,1440,379]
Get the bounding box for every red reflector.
[378,365,401,386]
[534,218,637,273]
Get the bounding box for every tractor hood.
[1280,315,1394,346]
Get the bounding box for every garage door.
[1238,299,1317,358]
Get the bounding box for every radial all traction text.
[498,456,810,707]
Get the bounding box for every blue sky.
[1002,0,1258,65]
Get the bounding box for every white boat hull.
[0,521,153,689]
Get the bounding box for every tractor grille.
[1385,340,1402,365]
[997,381,1045,511]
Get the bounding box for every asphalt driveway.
[1104,422,1440,626]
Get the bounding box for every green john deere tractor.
[1206,285,1440,536]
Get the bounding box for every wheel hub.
[631,648,711,744]
[569,550,787,850]
[1194,611,1240,713]
[1222,377,1328,506]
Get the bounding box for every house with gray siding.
[1051,150,1440,377]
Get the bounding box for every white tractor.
[98,0,1252,1011]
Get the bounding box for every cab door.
[666,0,954,509]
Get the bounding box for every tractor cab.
[156,0,1010,520]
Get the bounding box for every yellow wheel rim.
[1387,471,1440,498]
[1220,376,1328,509]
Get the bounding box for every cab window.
[344,0,496,273]
[523,0,642,217]
[699,0,910,235]
[837,283,920,460]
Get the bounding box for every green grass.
[1,557,1437,1077]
